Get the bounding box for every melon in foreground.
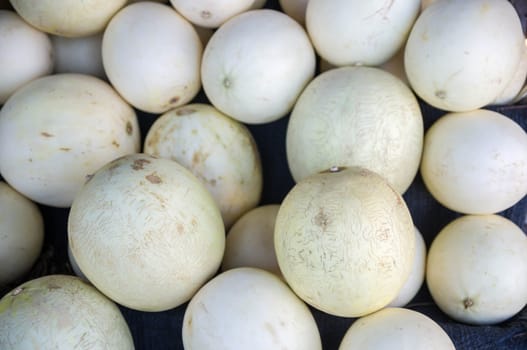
[274,166,415,317]
[182,267,322,350]
[0,274,134,349]
[338,307,455,349]
[68,153,225,312]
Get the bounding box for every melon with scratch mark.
[68,153,225,312]
[274,166,415,317]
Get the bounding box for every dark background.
[1,0,527,349]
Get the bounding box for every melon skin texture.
[274,166,415,317]
[144,103,263,229]
[0,181,44,286]
[0,73,140,208]
[286,66,423,194]
[9,0,127,37]
[0,10,53,105]
[306,0,421,67]
[201,9,316,124]
[0,274,134,349]
[338,307,455,350]
[426,214,527,325]
[182,267,322,350]
[68,153,225,312]
[420,109,527,215]
[102,2,203,114]
[404,0,525,112]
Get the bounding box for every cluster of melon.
[1,0,527,349]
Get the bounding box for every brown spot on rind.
[41,132,54,137]
[47,283,61,290]
[176,107,197,116]
[112,140,120,148]
[146,173,162,184]
[59,147,71,152]
[169,96,180,104]
[177,223,185,234]
[435,90,447,100]
[85,174,94,183]
[192,151,208,166]
[126,121,133,135]
[463,297,474,309]
[314,209,330,230]
[201,10,211,19]
[132,158,151,170]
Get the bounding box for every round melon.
[68,153,225,311]
[274,166,415,317]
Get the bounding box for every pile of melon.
[1,0,526,349]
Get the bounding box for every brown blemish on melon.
[146,172,162,184]
[435,90,447,100]
[132,158,151,170]
[85,174,94,183]
[463,297,474,309]
[176,107,197,116]
[41,131,54,137]
[314,209,330,230]
[222,77,232,88]
[47,283,61,290]
[59,147,71,152]
[126,121,133,135]
[177,223,185,234]
[192,150,209,166]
